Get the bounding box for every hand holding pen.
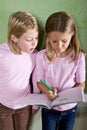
[40,80,58,100]
[48,88,58,100]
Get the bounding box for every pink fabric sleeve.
[32,52,45,93]
[32,52,45,109]
[76,53,86,82]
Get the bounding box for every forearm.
[37,81,58,100]
[37,81,49,94]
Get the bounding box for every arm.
[37,81,49,94]
[32,53,42,115]
[33,51,57,102]
[37,81,58,100]
[74,82,85,90]
[75,53,86,90]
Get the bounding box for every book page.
[16,87,85,109]
[16,94,51,109]
[51,87,84,108]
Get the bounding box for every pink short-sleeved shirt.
[0,43,37,109]
[33,49,86,111]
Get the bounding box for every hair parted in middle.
[44,11,82,62]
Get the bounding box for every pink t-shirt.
[33,49,86,111]
[0,43,37,109]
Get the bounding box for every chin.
[29,49,35,53]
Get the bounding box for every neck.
[56,47,72,58]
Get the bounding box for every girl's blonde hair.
[8,11,39,54]
[45,11,85,62]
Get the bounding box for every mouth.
[29,48,35,52]
[55,48,62,51]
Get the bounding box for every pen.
[40,80,53,91]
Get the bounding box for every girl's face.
[48,31,73,56]
[12,29,38,53]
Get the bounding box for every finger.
[49,90,53,94]
[53,88,57,95]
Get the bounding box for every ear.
[10,34,18,43]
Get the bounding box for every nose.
[31,39,37,46]
[58,41,62,48]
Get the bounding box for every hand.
[47,88,58,100]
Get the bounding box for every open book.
[16,87,85,109]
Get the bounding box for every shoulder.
[31,49,38,56]
[78,52,85,60]
[75,52,86,66]
[36,49,46,60]
[0,42,7,48]
[0,43,10,54]
[29,49,38,61]
[37,49,46,57]
[32,49,46,62]
[71,51,85,61]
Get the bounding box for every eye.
[26,38,33,42]
[62,40,67,43]
[52,40,57,43]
